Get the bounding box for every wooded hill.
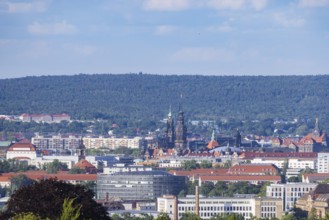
[0,74,328,131]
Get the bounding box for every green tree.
[10,174,34,193]
[1,178,110,220]
[68,166,85,174]
[46,159,68,174]
[182,160,200,170]
[200,182,214,196]
[200,160,212,168]
[179,212,202,220]
[59,198,81,220]
[155,212,170,220]
[257,182,271,197]
[12,212,46,220]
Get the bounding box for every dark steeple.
[312,115,321,138]
[235,129,241,148]
[77,137,86,161]
[166,106,175,148]
[175,94,187,154]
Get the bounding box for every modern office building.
[266,183,317,212]
[97,170,186,201]
[157,195,283,220]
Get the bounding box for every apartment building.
[83,136,143,149]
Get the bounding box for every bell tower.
[175,95,187,155]
[166,106,175,148]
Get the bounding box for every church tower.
[175,98,187,155]
[235,129,242,148]
[312,115,321,138]
[166,106,175,148]
[77,137,86,161]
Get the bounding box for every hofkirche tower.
[164,97,187,155]
[166,106,175,148]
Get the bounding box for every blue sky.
[0,0,328,78]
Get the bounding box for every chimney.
[174,196,178,220]
[195,185,199,216]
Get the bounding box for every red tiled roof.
[207,140,220,149]
[228,164,279,175]
[74,159,96,169]
[7,141,36,151]
[200,174,281,182]
[1,171,96,181]
[169,168,229,177]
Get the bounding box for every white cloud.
[69,44,97,56]
[143,0,190,11]
[207,23,234,32]
[2,0,51,13]
[249,0,267,10]
[273,13,305,28]
[299,0,329,7]
[154,25,177,35]
[28,20,77,35]
[171,47,235,62]
[207,0,245,10]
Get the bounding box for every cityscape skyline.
[0,0,329,79]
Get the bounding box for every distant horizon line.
[1,72,329,80]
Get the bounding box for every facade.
[103,164,152,174]
[32,134,80,152]
[32,135,143,151]
[266,183,317,212]
[6,141,37,162]
[199,175,281,186]
[97,171,186,201]
[227,164,280,176]
[157,195,283,220]
[83,136,142,149]
[317,152,329,173]
[251,157,316,170]
[19,113,70,123]
[296,184,329,218]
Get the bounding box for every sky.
[0,0,328,79]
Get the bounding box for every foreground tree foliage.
[0,178,110,220]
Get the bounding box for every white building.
[6,141,37,163]
[266,183,317,212]
[317,152,329,173]
[103,164,152,174]
[32,135,80,152]
[157,195,283,220]
[83,136,143,149]
[251,158,316,170]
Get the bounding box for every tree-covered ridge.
[0,74,328,130]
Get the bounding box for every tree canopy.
[0,178,110,220]
[0,74,329,135]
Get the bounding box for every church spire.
[313,115,321,137]
[168,105,172,118]
[211,129,215,141]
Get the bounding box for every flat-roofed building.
[157,195,283,220]
[97,170,186,201]
[266,183,317,212]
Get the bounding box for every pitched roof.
[7,141,36,152]
[207,140,220,150]
[200,174,281,182]
[0,171,97,181]
[74,159,96,169]
[228,164,279,175]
